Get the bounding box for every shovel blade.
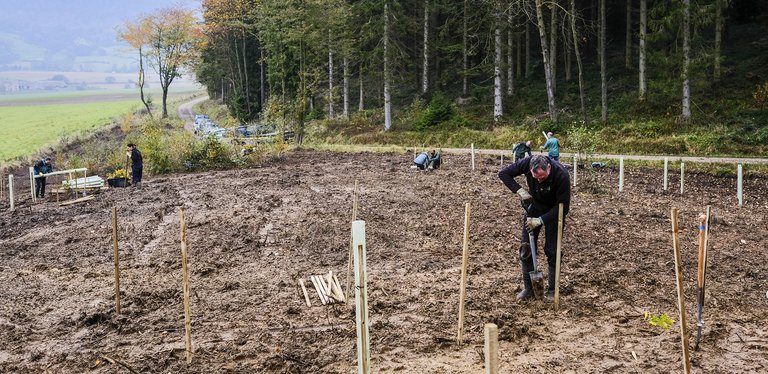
[530,270,544,299]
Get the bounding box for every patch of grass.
[0,100,141,161]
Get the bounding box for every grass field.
[0,100,139,161]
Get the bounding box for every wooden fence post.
[618,157,625,192]
[670,207,692,374]
[457,203,471,345]
[680,162,685,194]
[663,157,669,191]
[484,323,499,374]
[737,164,743,207]
[471,144,475,171]
[572,154,578,187]
[352,220,370,374]
[112,207,121,315]
[180,208,193,364]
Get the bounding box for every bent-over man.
[498,154,571,301]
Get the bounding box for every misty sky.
[0,0,201,68]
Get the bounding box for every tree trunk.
[564,13,572,82]
[625,0,632,70]
[516,32,522,78]
[343,57,349,118]
[600,0,607,122]
[359,64,364,111]
[462,0,468,97]
[328,30,334,118]
[494,9,503,122]
[507,13,514,96]
[550,0,557,94]
[682,0,691,120]
[570,0,587,123]
[260,47,266,108]
[714,0,722,81]
[422,0,429,95]
[525,22,531,78]
[384,2,392,131]
[639,0,647,100]
[137,47,152,117]
[534,0,557,122]
[241,28,251,117]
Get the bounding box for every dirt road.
[177,95,209,131]
[0,151,765,373]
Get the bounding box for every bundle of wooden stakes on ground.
[299,271,345,306]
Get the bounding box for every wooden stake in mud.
[346,179,359,305]
[694,208,710,350]
[457,202,471,345]
[471,143,475,171]
[619,157,625,192]
[572,154,577,187]
[554,203,564,310]
[737,164,743,207]
[112,207,121,315]
[298,278,311,307]
[670,207,692,374]
[8,175,14,211]
[500,154,504,165]
[179,208,193,364]
[484,323,499,374]
[352,220,370,374]
[680,162,685,195]
[663,157,669,191]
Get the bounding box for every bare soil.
[0,151,766,373]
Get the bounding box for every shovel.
[528,231,545,299]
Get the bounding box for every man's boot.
[544,265,556,302]
[516,243,534,301]
[135,181,142,190]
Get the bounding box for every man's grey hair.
[529,155,550,172]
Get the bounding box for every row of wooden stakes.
[299,271,346,306]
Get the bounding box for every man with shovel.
[499,154,571,301]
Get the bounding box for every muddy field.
[0,151,766,373]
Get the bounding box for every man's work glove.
[517,188,533,204]
[526,217,543,231]
[38,173,44,177]
[126,152,131,158]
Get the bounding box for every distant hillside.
[0,0,199,72]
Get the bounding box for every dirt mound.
[0,150,765,373]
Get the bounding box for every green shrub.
[414,93,456,131]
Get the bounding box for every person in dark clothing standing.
[498,154,571,301]
[512,140,533,160]
[33,157,53,198]
[126,143,143,189]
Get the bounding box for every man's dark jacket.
[498,156,571,224]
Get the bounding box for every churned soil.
[0,150,766,373]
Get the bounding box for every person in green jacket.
[540,132,560,162]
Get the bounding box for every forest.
[194,0,768,153]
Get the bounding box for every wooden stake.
[299,278,312,307]
[8,175,14,211]
[352,221,370,374]
[554,203,564,310]
[680,162,685,194]
[457,202,471,345]
[500,154,504,165]
[310,276,328,305]
[179,208,193,364]
[663,157,669,191]
[702,206,711,289]
[471,143,475,171]
[484,323,499,374]
[0,171,4,205]
[737,164,743,207]
[670,207,692,374]
[619,157,624,192]
[112,207,121,315]
[346,179,359,305]
[572,154,577,186]
[29,167,35,203]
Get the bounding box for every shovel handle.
[529,232,538,269]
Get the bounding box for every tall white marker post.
[572,154,578,187]
[352,220,370,374]
[663,157,669,191]
[8,175,14,211]
[619,157,625,192]
[484,323,499,374]
[737,164,743,207]
[29,167,35,203]
[680,162,685,194]
[471,143,475,171]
